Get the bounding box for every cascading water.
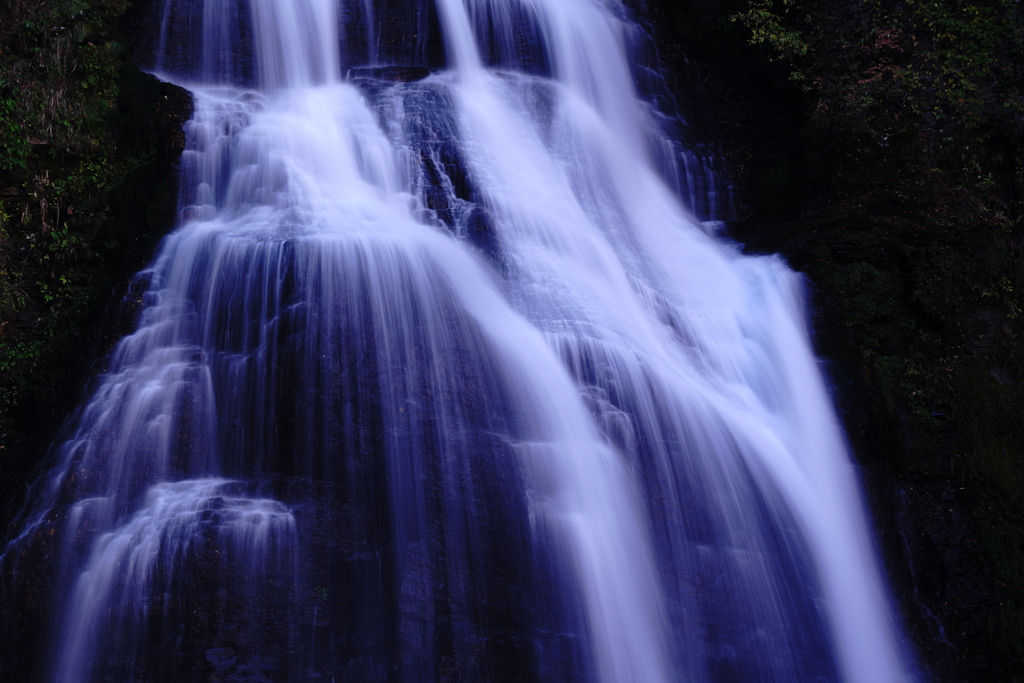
[0,1,916,682]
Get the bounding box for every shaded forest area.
[0,0,190,514]
[648,0,1024,680]
[0,0,1021,680]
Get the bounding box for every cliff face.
[644,1,1024,680]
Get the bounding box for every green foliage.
[719,2,1024,672]
[732,0,1024,193]
[0,0,131,156]
[731,0,811,68]
[0,0,158,445]
[953,366,1023,494]
[0,84,29,170]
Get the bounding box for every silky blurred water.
[1,1,915,682]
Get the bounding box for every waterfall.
[0,1,915,682]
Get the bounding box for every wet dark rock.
[206,647,240,671]
[341,0,446,71]
[464,205,502,267]
[347,65,432,82]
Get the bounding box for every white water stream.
[1,1,915,682]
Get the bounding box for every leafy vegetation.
[715,0,1024,677]
[0,0,187,498]
[731,0,810,66]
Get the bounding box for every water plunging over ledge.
[1,1,915,681]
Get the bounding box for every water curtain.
[1,1,914,681]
